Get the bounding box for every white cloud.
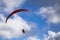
[0,0,31,38]
[44,31,60,40]
[0,14,6,22]
[2,0,25,12]
[0,14,31,39]
[37,6,60,24]
[26,36,40,40]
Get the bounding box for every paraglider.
[5,9,29,23]
[5,9,30,33]
[22,29,25,33]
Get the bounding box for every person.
[22,29,25,33]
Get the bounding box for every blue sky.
[0,0,60,40]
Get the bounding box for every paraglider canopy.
[5,9,30,23]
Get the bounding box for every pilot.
[22,29,25,33]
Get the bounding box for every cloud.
[0,14,6,22]
[0,14,31,39]
[37,6,60,24]
[2,0,25,12]
[26,36,40,40]
[44,31,60,40]
[52,0,60,4]
[0,0,30,38]
[35,0,60,24]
